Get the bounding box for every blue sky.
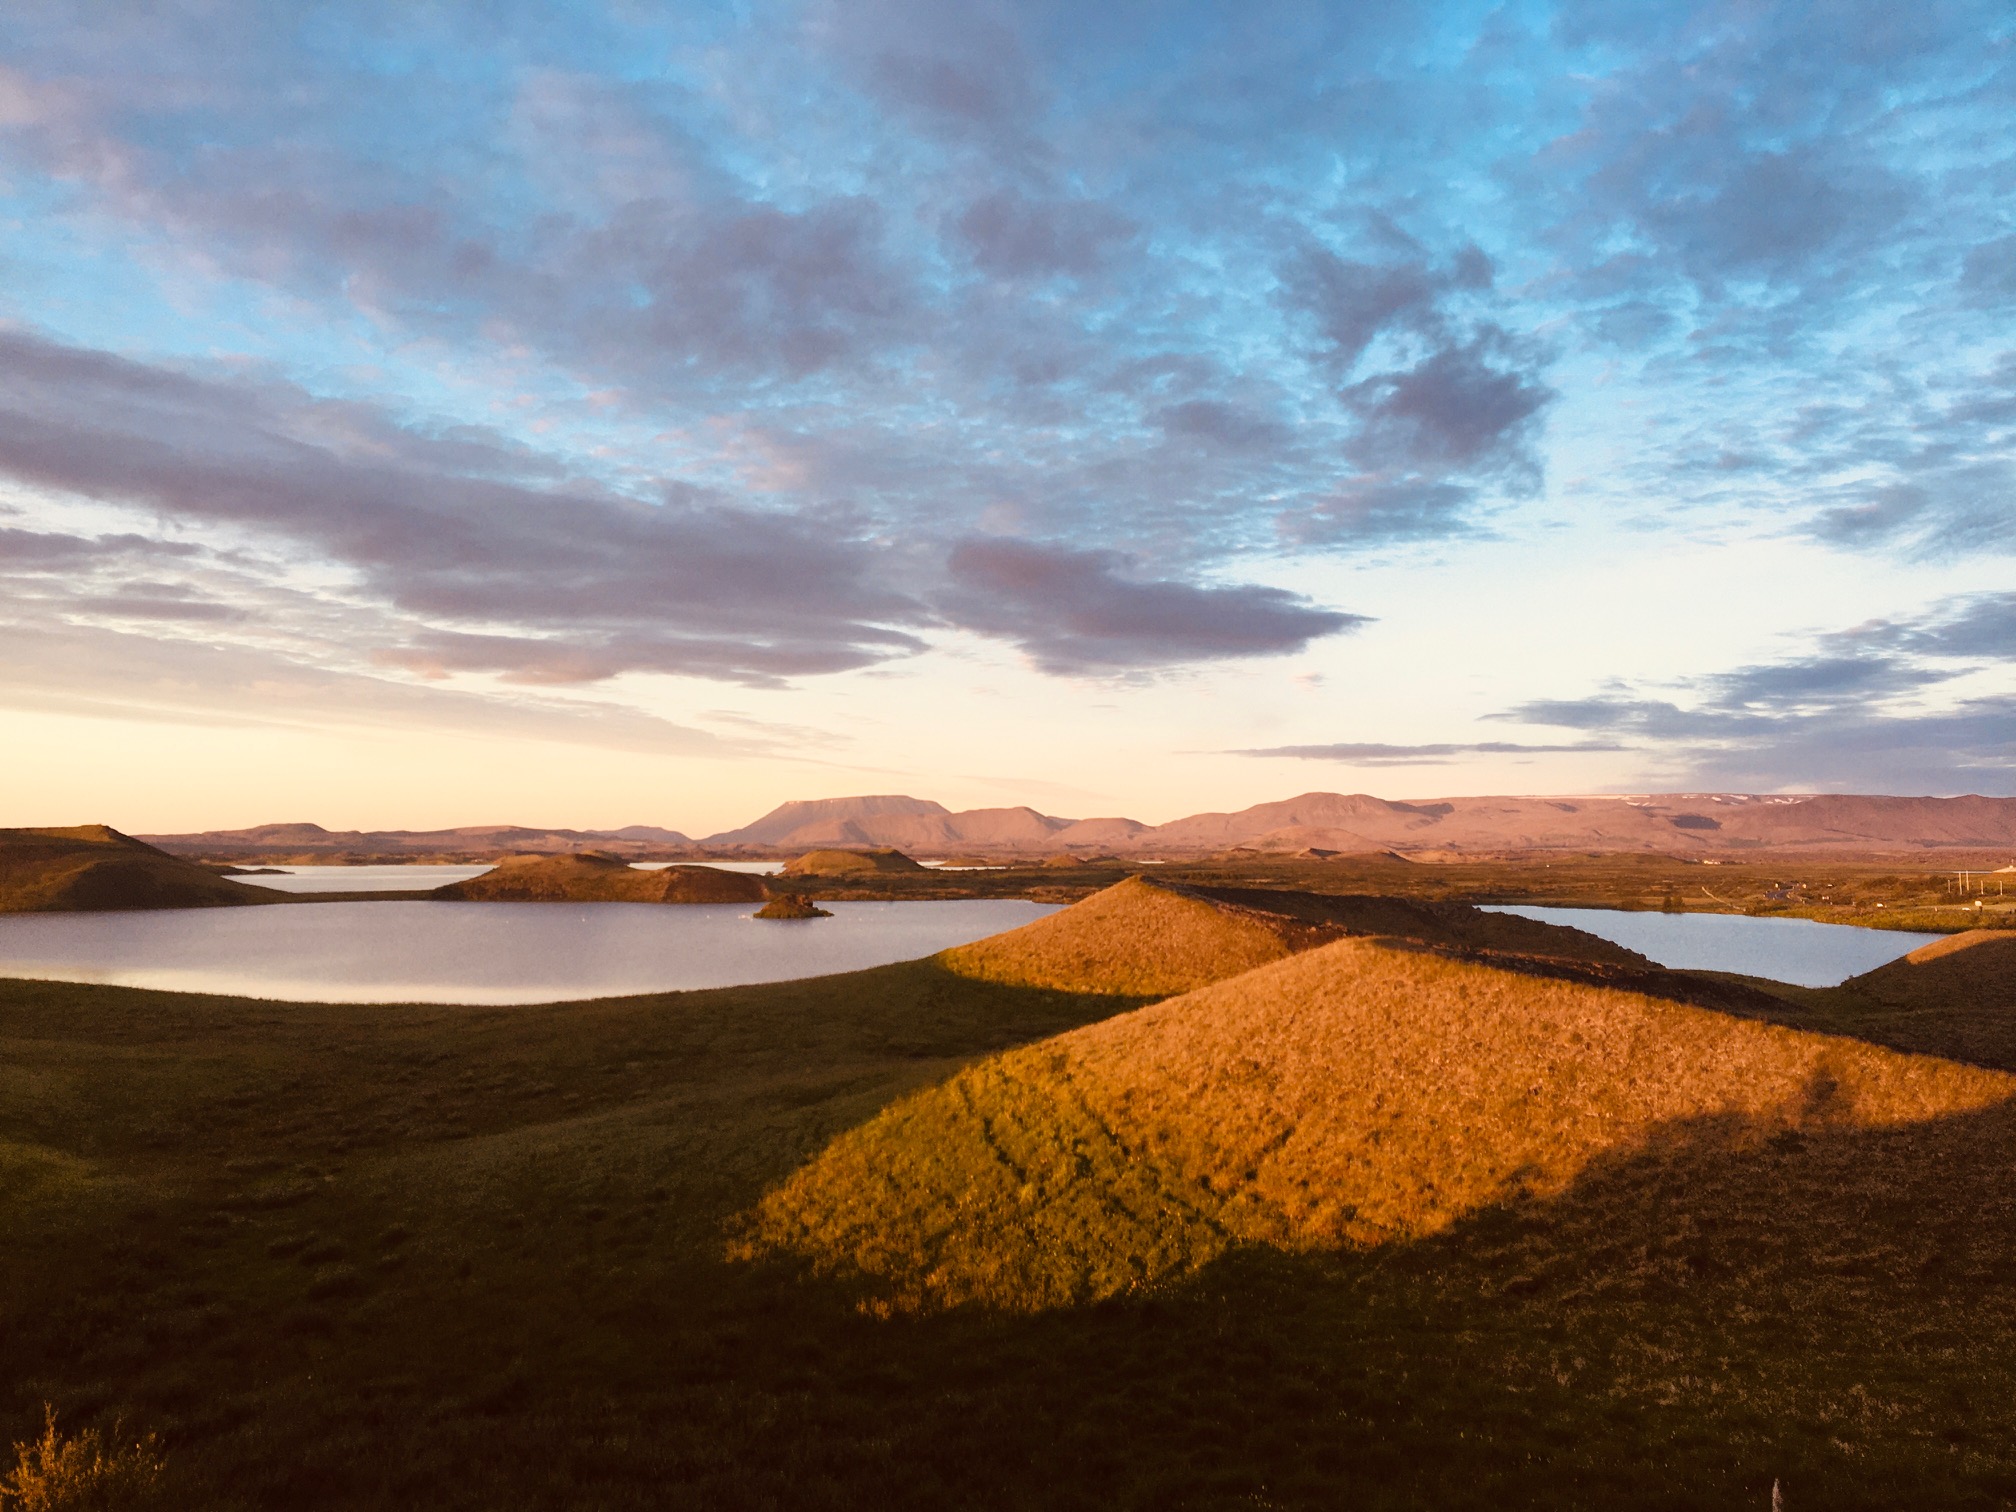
[1,0,2012,830]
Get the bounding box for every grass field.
[9,907,2016,1508]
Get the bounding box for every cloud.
[1275,475,1476,546]
[1502,602,2016,793]
[953,191,1136,278]
[1283,241,1493,371]
[0,619,743,757]
[940,536,1363,674]
[0,327,927,687]
[1231,740,1626,766]
[1342,332,1553,481]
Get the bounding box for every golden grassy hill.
[0,825,268,913]
[433,854,767,903]
[739,934,2013,1312]
[937,875,1647,997]
[782,847,926,876]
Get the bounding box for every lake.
[227,860,784,893]
[1482,906,1946,988]
[0,899,1056,1005]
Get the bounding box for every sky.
[1,0,2012,835]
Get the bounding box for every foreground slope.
[432,854,767,903]
[15,961,2016,1507]
[938,875,1647,996]
[0,825,266,913]
[742,935,2012,1310]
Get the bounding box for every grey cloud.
[0,526,196,568]
[1283,241,1493,372]
[1961,234,2016,302]
[1826,592,2016,662]
[0,618,745,757]
[954,191,1136,278]
[1232,740,1626,766]
[1698,655,1949,710]
[1276,475,1476,546]
[1513,691,2016,793]
[1504,594,2016,792]
[808,0,1040,132]
[1907,595,2016,659]
[940,536,1363,674]
[1343,333,1553,480]
[1157,399,1292,452]
[0,327,926,686]
[1798,354,2016,556]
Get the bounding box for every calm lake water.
[228,860,783,893]
[0,899,1055,1005]
[1482,906,1945,988]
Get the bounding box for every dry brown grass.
[741,935,2014,1311]
[938,875,1648,997]
[0,1409,164,1511]
[939,876,1301,995]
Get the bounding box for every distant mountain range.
[137,791,2016,862]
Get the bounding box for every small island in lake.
[432,853,769,904]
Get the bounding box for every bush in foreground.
[0,1409,165,1512]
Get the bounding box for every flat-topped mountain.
[707,796,1073,851]
[0,825,270,913]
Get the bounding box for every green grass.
[9,951,2016,1509]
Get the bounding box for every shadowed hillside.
[0,826,269,913]
[432,854,767,903]
[938,875,1650,996]
[740,936,2013,1311]
[1724,929,2016,1071]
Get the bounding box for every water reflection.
[1482,906,1945,987]
[0,899,1056,1005]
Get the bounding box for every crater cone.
[740,934,2013,1312]
[938,874,1646,997]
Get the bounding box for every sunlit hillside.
[742,935,2013,1312]
[937,874,1647,996]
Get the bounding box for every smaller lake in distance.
[228,860,785,893]
[1482,906,1946,988]
[0,899,1056,1004]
